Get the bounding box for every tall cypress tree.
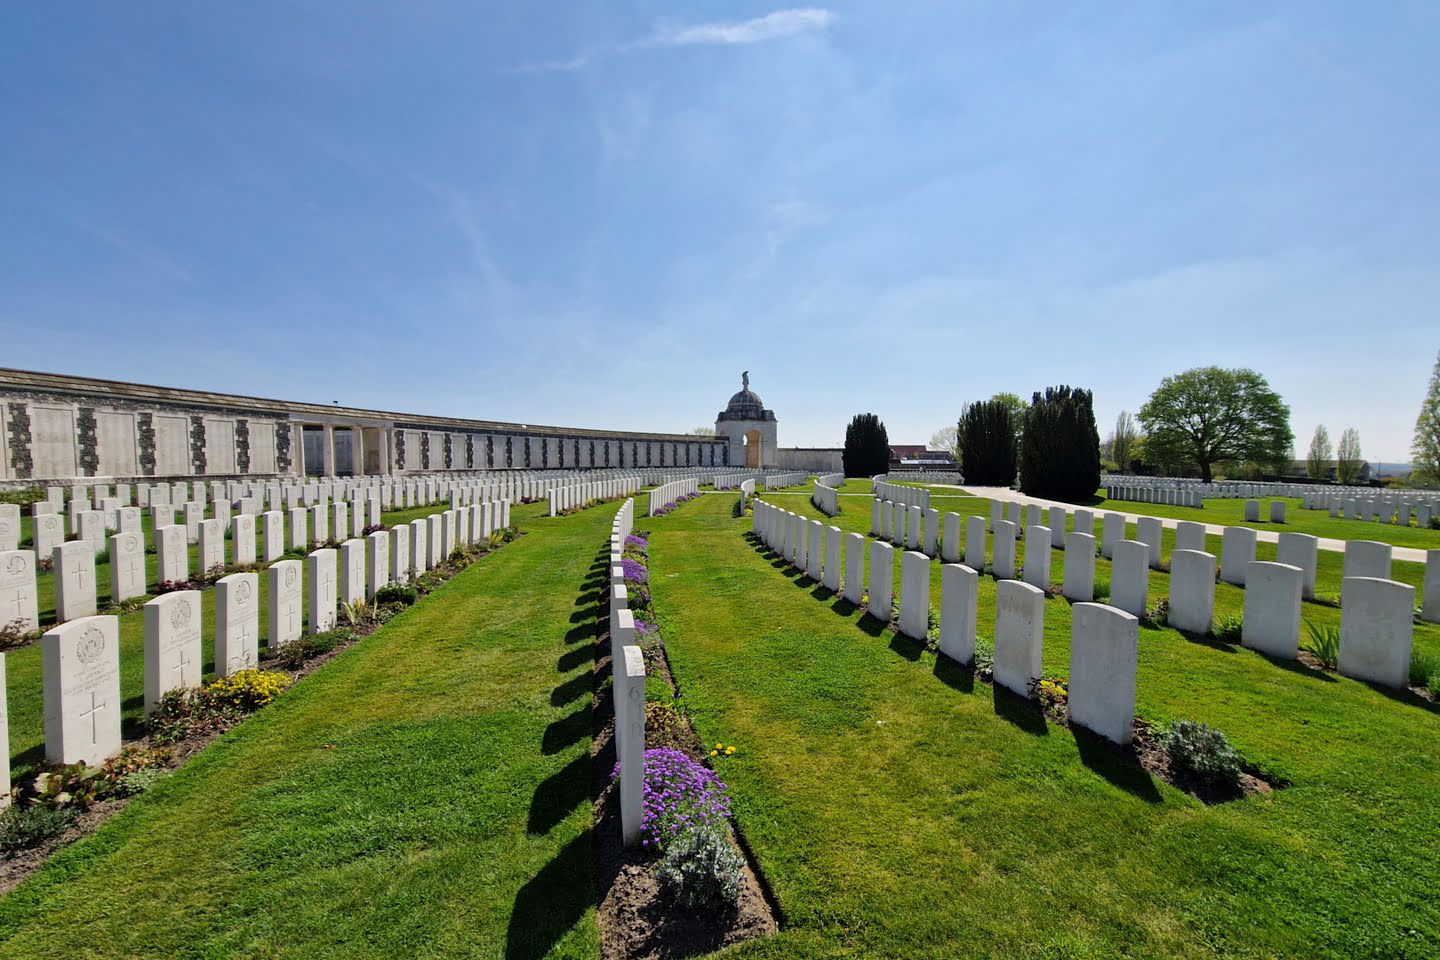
[1018,385,1101,500]
[958,400,1018,485]
[843,413,891,478]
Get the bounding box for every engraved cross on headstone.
[171,646,193,682]
[80,690,106,745]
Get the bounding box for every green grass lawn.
[0,498,602,959]
[642,492,1440,958]
[4,500,457,782]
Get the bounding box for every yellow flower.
[725,747,736,755]
[715,743,723,750]
[709,750,718,756]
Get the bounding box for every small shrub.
[0,805,78,854]
[656,824,745,910]
[340,598,376,627]
[974,635,995,674]
[272,629,350,669]
[1212,614,1243,644]
[1409,649,1440,688]
[0,486,45,507]
[112,767,164,798]
[1302,622,1340,669]
[148,688,241,746]
[374,583,418,606]
[207,669,291,710]
[29,764,106,809]
[1144,598,1169,627]
[1092,577,1111,601]
[1163,719,1241,787]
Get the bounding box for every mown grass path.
[0,500,605,960]
[650,492,1440,959]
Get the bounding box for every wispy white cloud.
[650,8,835,47]
[513,8,834,72]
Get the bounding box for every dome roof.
[726,388,764,413]
[717,375,775,423]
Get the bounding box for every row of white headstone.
[544,477,641,516]
[1103,477,1311,503]
[812,477,840,517]
[713,472,764,491]
[785,497,1437,695]
[1,489,511,635]
[1302,492,1437,528]
[751,499,1140,745]
[874,471,963,486]
[763,472,808,489]
[872,480,930,510]
[647,477,700,517]
[0,495,519,806]
[605,500,646,846]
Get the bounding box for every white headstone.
[867,540,894,623]
[1219,526,1257,586]
[34,512,65,559]
[965,516,986,572]
[1174,520,1206,554]
[1339,577,1415,689]
[1100,513,1125,559]
[215,572,259,676]
[1242,561,1302,659]
[1023,526,1051,590]
[1109,540,1149,617]
[1421,549,1440,624]
[339,539,366,605]
[411,518,429,574]
[1063,532,1095,602]
[107,530,146,603]
[1068,602,1138,745]
[1167,550,1216,636]
[0,550,39,635]
[53,540,98,623]
[1135,517,1163,569]
[938,563,978,665]
[198,518,226,576]
[143,591,203,712]
[899,551,930,641]
[843,532,865,604]
[267,559,305,648]
[1342,540,1391,582]
[43,615,122,765]
[823,526,842,593]
[994,579,1044,698]
[390,526,411,584]
[367,530,391,598]
[1275,532,1319,601]
[307,548,338,634]
[992,520,1017,579]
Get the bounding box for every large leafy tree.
[958,400,1018,485]
[1336,428,1364,485]
[1305,425,1332,481]
[929,425,959,460]
[1412,350,1440,483]
[1019,386,1101,500]
[842,413,891,478]
[1138,367,1293,482]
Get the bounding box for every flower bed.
[594,528,777,958]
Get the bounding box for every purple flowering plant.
[634,616,658,637]
[621,558,649,585]
[612,748,733,850]
[624,534,648,551]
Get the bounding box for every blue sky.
[3,3,1437,461]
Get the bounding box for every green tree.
[1019,386,1101,500]
[958,400,1018,485]
[1412,350,1440,483]
[991,392,1028,445]
[1137,367,1293,482]
[1336,428,1364,485]
[842,413,890,478]
[1111,411,1138,472]
[1305,425,1332,481]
